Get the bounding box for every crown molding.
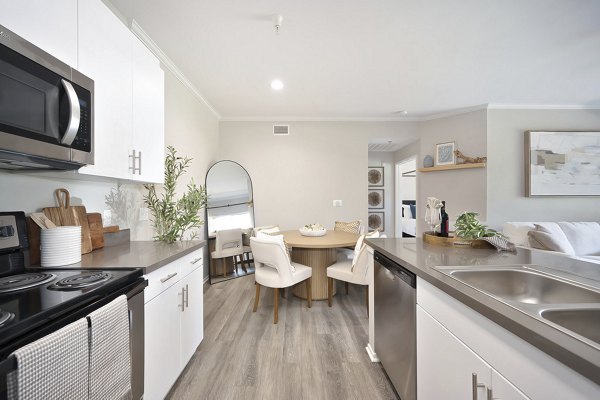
[219,116,422,122]
[130,20,221,119]
[487,104,600,110]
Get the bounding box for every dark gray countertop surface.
[74,240,206,274]
[365,237,600,385]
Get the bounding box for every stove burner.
[49,272,113,291]
[0,308,15,327]
[0,273,56,293]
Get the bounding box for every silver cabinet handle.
[60,79,81,145]
[160,272,178,283]
[191,257,202,265]
[487,388,493,400]
[184,284,189,308]
[472,373,486,400]
[138,151,142,175]
[129,149,141,174]
[179,289,185,311]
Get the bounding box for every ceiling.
[108,0,600,120]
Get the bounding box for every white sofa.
[502,222,600,264]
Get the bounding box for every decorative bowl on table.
[299,224,327,237]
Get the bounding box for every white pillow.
[255,232,294,271]
[557,222,600,256]
[402,205,411,218]
[528,224,575,255]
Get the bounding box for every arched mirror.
[205,160,255,283]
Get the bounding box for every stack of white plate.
[41,226,81,267]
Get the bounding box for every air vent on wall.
[273,125,290,135]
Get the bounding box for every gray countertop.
[70,240,206,274]
[366,237,600,385]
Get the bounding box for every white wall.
[486,108,600,228]
[417,109,488,233]
[368,152,395,236]
[218,121,418,231]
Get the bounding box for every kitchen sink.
[541,308,600,344]
[448,269,600,304]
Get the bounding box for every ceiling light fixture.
[271,79,284,90]
[272,14,283,35]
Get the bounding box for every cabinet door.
[77,0,132,180]
[0,0,78,67]
[144,282,183,400]
[491,369,530,400]
[180,266,204,367]
[417,305,492,400]
[131,38,164,183]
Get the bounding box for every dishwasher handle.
[375,251,416,288]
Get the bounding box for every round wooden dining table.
[280,230,359,300]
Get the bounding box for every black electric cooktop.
[0,268,143,353]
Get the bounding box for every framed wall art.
[368,189,384,209]
[368,166,384,187]
[435,141,456,166]
[368,212,384,231]
[525,131,600,196]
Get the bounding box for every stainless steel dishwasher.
[374,251,416,400]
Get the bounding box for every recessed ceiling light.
[271,79,284,90]
[393,110,408,115]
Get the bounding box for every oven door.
[0,26,92,165]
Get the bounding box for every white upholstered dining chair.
[327,233,375,312]
[211,229,246,278]
[250,234,312,324]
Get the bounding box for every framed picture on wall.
[525,131,600,196]
[368,212,384,232]
[435,142,456,166]
[368,189,384,209]
[368,166,384,187]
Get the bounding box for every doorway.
[395,157,417,238]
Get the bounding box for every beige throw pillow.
[335,220,361,234]
[527,224,575,255]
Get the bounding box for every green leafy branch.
[143,146,208,243]
[454,212,505,240]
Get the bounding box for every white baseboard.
[365,343,379,362]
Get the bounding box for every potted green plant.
[454,212,504,239]
[143,146,208,243]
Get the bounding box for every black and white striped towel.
[87,295,132,400]
[8,318,89,400]
[475,236,517,252]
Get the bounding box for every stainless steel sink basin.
[541,308,600,344]
[449,269,600,304]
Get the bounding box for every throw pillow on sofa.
[557,222,600,256]
[528,224,575,255]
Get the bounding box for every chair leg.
[234,256,239,274]
[345,281,349,295]
[253,283,261,312]
[274,288,279,324]
[241,254,248,273]
[328,277,333,307]
[306,278,312,308]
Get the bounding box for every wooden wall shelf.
[418,162,486,173]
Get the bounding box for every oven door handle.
[60,79,81,146]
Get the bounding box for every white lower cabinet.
[144,249,204,400]
[417,305,528,400]
[417,278,599,400]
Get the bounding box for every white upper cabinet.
[131,39,165,183]
[76,0,164,183]
[0,0,78,67]
[77,0,132,180]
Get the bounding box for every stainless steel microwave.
[0,24,93,170]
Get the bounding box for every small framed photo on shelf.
[436,142,456,166]
[368,212,384,232]
[368,189,384,209]
[368,166,384,187]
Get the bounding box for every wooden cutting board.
[42,188,93,254]
[87,213,105,250]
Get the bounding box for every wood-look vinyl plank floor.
[166,275,398,400]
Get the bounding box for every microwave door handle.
[60,79,81,146]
